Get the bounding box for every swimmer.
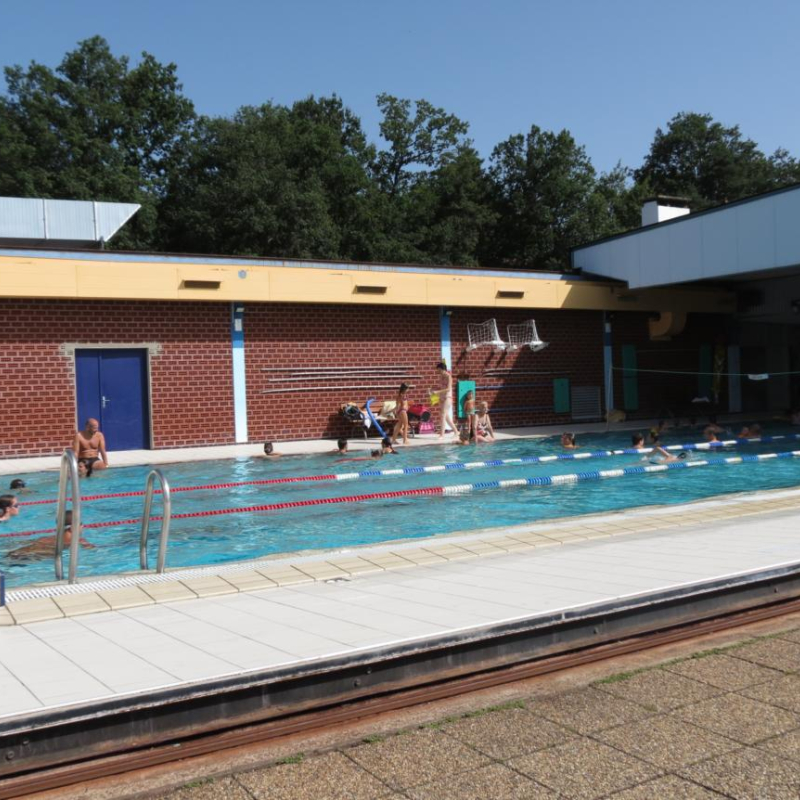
[737,424,762,439]
[77,460,93,478]
[649,433,687,463]
[7,510,94,561]
[381,436,398,454]
[263,442,283,458]
[8,479,32,493]
[0,495,20,522]
[561,432,578,449]
[335,449,383,463]
[631,433,646,450]
[455,432,472,446]
[333,438,348,455]
[703,427,720,444]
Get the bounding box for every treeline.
[2,37,799,269]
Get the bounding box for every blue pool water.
[2,428,800,588]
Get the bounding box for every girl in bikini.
[392,383,411,445]
[474,401,495,443]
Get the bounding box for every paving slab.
[345,728,491,791]
[596,714,739,770]
[440,705,576,760]
[729,637,800,673]
[406,763,556,799]
[673,693,800,745]
[509,738,661,800]
[595,668,722,712]
[679,747,800,799]
[527,687,653,734]
[608,775,727,799]
[663,653,783,690]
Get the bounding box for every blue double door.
[76,349,150,450]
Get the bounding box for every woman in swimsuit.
[474,401,495,443]
[435,362,456,438]
[392,383,411,445]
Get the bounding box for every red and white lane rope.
[17,433,800,508]
[4,450,799,541]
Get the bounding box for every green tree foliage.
[483,126,609,270]
[0,36,195,249]
[4,39,800,269]
[634,112,800,208]
[161,96,375,259]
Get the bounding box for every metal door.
[75,349,150,450]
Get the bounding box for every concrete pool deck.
[1,486,799,721]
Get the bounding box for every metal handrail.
[54,449,82,583]
[139,469,172,573]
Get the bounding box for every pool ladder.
[54,451,173,582]
[140,469,172,574]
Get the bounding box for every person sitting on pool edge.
[561,432,578,449]
[7,510,95,561]
[263,442,283,458]
[74,418,109,472]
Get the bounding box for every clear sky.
[2,0,798,175]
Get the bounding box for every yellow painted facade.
[0,252,735,315]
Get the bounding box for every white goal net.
[467,319,507,351]
[507,319,549,352]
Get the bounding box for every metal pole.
[54,449,82,583]
[140,469,171,573]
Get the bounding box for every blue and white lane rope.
[439,450,800,496]
[10,450,800,540]
[335,433,800,481]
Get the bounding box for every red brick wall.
[449,308,606,427]
[244,304,442,441]
[610,312,730,419]
[0,300,234,457]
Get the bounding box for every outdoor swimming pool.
[3,428,800,588]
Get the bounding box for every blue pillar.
[439,308,452,367]
[603,314,614,414]
[231,304,248,443]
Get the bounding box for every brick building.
[5,189,798,459]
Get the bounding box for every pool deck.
[1,486,799,723]
[0,418,732,476]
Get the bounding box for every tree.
[161,96,375,260]
[0,36,195,249]
[482,126,602,270]
[634,112,784,208]
[372,94,470,198]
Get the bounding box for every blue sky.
[2,0,798,174]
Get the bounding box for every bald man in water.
[73,418,109,471]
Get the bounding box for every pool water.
[3,428,800,588]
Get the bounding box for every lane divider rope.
[5,450,800,541]
[17,433,800,508]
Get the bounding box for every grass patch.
[182,778,214,789]
[361,734,385,744]
[275,753,304,765]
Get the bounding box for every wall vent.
[571,386,602,420]
[496,290,525,299]
[354,285,387,295]
[181,280,221,290]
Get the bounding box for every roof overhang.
[0,197,140,247]
[572,184,800,289]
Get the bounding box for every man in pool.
[263,442,283,458]
[73,418,109,471]
[333,438,348,455]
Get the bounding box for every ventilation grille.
[571,386,602,420]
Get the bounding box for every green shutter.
[698,344,713,399]
[622,345,638,411]
[553,378,570,413]
[456,380,476,418]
